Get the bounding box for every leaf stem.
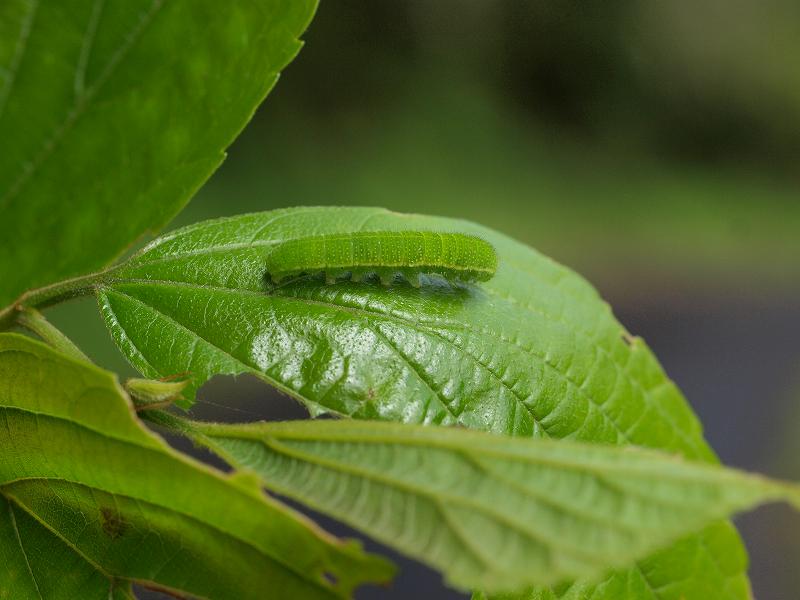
[0,266,117,331]
[140,410,238,464]
[15,306,92,363]
[139,409,206,439]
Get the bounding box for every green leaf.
[0,0,316,306]
[95,206,751,597]
[125,376,188,409]
[0,333,393,598]
[187,418,800,593]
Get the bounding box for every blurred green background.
[52,1,800,598]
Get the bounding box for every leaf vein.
[0,0,38,121]
[7,499,43,599]
[73,0,106,98]
[257,436,609,563]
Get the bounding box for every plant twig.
[15,306,92,363]
[0,266,118,331]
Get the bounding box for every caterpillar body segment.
[265,231,497,287]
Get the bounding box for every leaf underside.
[196,419,800,594]
[0,333,393,599]
[0,0,317,306]
[97,206,752,599]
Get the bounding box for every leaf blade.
[0,0,317,306]
[194,418,800,593]
[0,333,394,598]
[98,206,752,597]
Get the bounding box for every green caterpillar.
[265,231,498,287]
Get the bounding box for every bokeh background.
[50,2,800,598]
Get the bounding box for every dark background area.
[51,2,800,598]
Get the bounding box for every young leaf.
[188,419,800,593]
[94,206,751,597]
[125,376,188,409]
[0,0,317,306]
[0,333,393,598]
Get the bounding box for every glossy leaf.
[0,0,316,306]
[0,333,393,598]
[96,206,751,597]
[189,418,800,593]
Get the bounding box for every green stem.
[140,411,237,466]
[140,411,244,475]
[16,306,92,363]
[0,266,116,331]
[140,409,205,439]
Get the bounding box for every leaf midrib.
[247,436,641,567]
[109,279,551,430]
[106,278,654,445]
[247,434,750,598]
[242,432,750,523]
[207,422,693,478]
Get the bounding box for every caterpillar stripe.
[265,231,498,287]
